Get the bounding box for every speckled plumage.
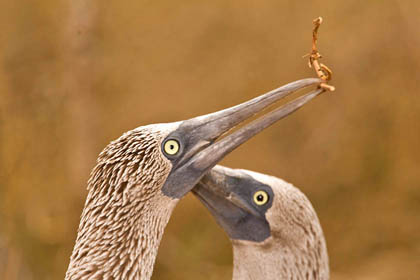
[66,124,180,280]
[231,169,329,280]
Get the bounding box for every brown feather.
[66,124,179,280]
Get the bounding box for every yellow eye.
[163,139,180,156]
[253,190,269,206]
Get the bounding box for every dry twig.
[305,17,335,92]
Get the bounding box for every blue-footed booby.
[65,78,324,279]
[194,165,329,280]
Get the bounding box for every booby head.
[159,78,324,199]
[66,78,324,279]
[193,165,329,279]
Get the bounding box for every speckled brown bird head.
[194,165,329,280]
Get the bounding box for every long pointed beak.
[162,78,324,198]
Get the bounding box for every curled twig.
[305,17,335,92]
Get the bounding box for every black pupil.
[170,144,175,150]
[257,194,264,201]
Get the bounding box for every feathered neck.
[65,127,178,280]
[231,235,329,280]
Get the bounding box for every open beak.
[162,78,324,198]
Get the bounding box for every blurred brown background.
[0,0,419,279]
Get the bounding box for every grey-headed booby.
[65,78,324,280]
[194,165,329,280]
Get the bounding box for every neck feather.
[232,237,329,280]
[66,191,177,280]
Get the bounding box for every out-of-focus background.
[1,1,419,279]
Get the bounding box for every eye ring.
[163,139,180,156]
[253,190,269,206]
